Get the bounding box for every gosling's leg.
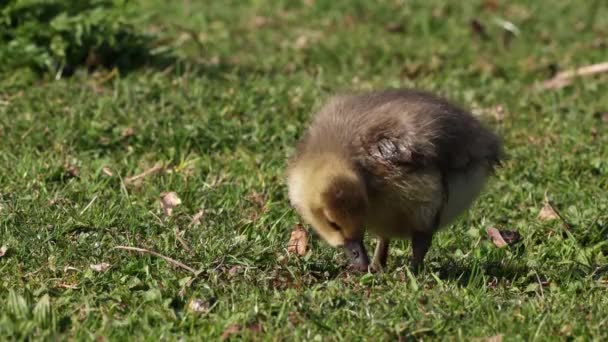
[371,238,390,271]
[411,231,433,270]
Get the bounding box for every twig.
[542,61,608,89]
[113,246,197,274]
[175,228,192,253]
[148,210,164,226]
[534,271,545,299]
[79,194,98,216]
[124,164,165,185]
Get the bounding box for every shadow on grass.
[434,259,530,287]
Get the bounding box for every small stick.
[542,61,608,89]
[534,271,545,299]
[175,228,192,253]
[113,246,197,274]
[125,164,165,184]
[80,194,98,215]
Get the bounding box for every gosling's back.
[293,89,502,236]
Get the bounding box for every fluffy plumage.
[287,89,502,271]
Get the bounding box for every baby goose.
[287,89,502,271]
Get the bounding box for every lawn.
[1,0,608,340]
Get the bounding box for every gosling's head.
[287,154,370,270]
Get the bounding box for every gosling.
[287,89,502,271]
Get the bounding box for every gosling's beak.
[343,238,370,271]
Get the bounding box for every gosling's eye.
[327,220,341,231]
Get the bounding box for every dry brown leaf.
[221,324,242,340]
[122,127,136,138]
[288,311,302,326]
[294,35,309,50]
[486,227,520,248]
[64,164,79,178]
[487,227,507,248]
[101,166,113,177]
[488,105,507,122]
[0,245,7,257]
[160,192,182,216]
[190,209,205,226]
[227,265,242,277]
[538,203,559,221]
[90,263,111,272]
[560,324,573,336]
[483,0,499,11]
[287,224,308,256]
[247,322,263,333]
[385,22,405,33]
[249,15,270,28]
[485,335,504,342]
[247,192,266,209]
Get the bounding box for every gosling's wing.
[354,117,434,181]
[353,90,502,176]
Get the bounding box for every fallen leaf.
[227,265,242,277]
[190,209,205,226]
[160,192,182,216]
[487,227,520,248]
[247,322,263,333]
[249,15,270,28]
[487,105,507,122]
[221,324,242,340]
[64,164,79,178]
[385,22,405,33]
[294,35,309,50]
[288,311,302,325]
[188,299,211,313]
[485,335,504,342]
[122,127,136,138]
[287,224,308,256]
[343,15,355,27]
[487,227,507,247]
[101,166,113,177]
[90,263,111,272]
[247,192,266,209]
[560,324,573,336]
[0,245,7,257]
[482,0,499,11]
[538,203,559,221]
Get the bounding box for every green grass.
[1,0,608,340]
